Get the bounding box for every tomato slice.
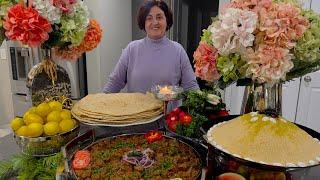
[74,150,90,159]
[72,150,91,170]
[144,131,163,143]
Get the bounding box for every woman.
[103,0,199,93]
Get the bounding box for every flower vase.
[241,83,282,116]
[27,48,71,106]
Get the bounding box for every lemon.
[16,126,29,137]
[27,123,43,137]
[59,119,75,133]
[47,110,62,123]
[23,107,37,120]
[24,113,44,125]
[36,103,52,118]
[43,122,60,136]
[10,117,24,131]
[60,109,71,120]
[48,101,63,111]
[72,118,77,125]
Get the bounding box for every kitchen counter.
[0,133,20,161]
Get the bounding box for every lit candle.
[159,86,172,94]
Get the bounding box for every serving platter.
[77,114,163,127]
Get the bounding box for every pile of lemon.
[10,101,77,137]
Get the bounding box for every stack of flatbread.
[71,93,163,125]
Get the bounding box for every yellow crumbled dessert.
[207,112,320,167]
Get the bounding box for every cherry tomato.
[144,131,163,143]
[171,107,181,116]
[180,114,192,125]
[168,120,179,132]
[72,150,91,170]
[169,115,178,122]
[178,111,186,119]
[218,109,229,117]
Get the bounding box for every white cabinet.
[296,72,320,132]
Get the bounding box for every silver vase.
[241,83,282,116]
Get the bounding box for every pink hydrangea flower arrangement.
[194,0,320,87]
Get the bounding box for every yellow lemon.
[16,126,29,137]
[48,101,63,111]
[59,119,75,133]
[10,117,24,131]
[43,122,60,136]
[72,118,77,125]
[47,110,62,123]
[60,109,71,120]
[23,107,37,120]
[24,113,44,125]
[36,103,51,118]
[27,123,43,137]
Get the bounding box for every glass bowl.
[151,85,183,101]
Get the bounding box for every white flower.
[33,0,62,24]
[210,8,258,56]
[207,94,221,105]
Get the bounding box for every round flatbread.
[71,93,163,125]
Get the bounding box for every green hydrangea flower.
[217,54,248,84]
[294,10,320,63]
[60,2,89,46]
[200,17,218,45]
[201,29,212,45]
[272,0,301,6]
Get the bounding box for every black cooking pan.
[62,129,206,179]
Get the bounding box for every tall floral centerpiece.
[0,0,102,105]
[193,0,320,115]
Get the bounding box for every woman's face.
[145,6,167,40]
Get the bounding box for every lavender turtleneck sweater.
[103,36,199,93]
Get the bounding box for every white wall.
[0,41,14,125]
[84,0,132,93]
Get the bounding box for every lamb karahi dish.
[71,132,201,180]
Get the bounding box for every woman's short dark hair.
[137,0,173,31]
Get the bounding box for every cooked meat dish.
[74,135,201,180]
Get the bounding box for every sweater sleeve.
[103,46,129,93]
[179,46,200,91]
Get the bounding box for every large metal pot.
[62,130,206,180]
[201,115,320,180]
